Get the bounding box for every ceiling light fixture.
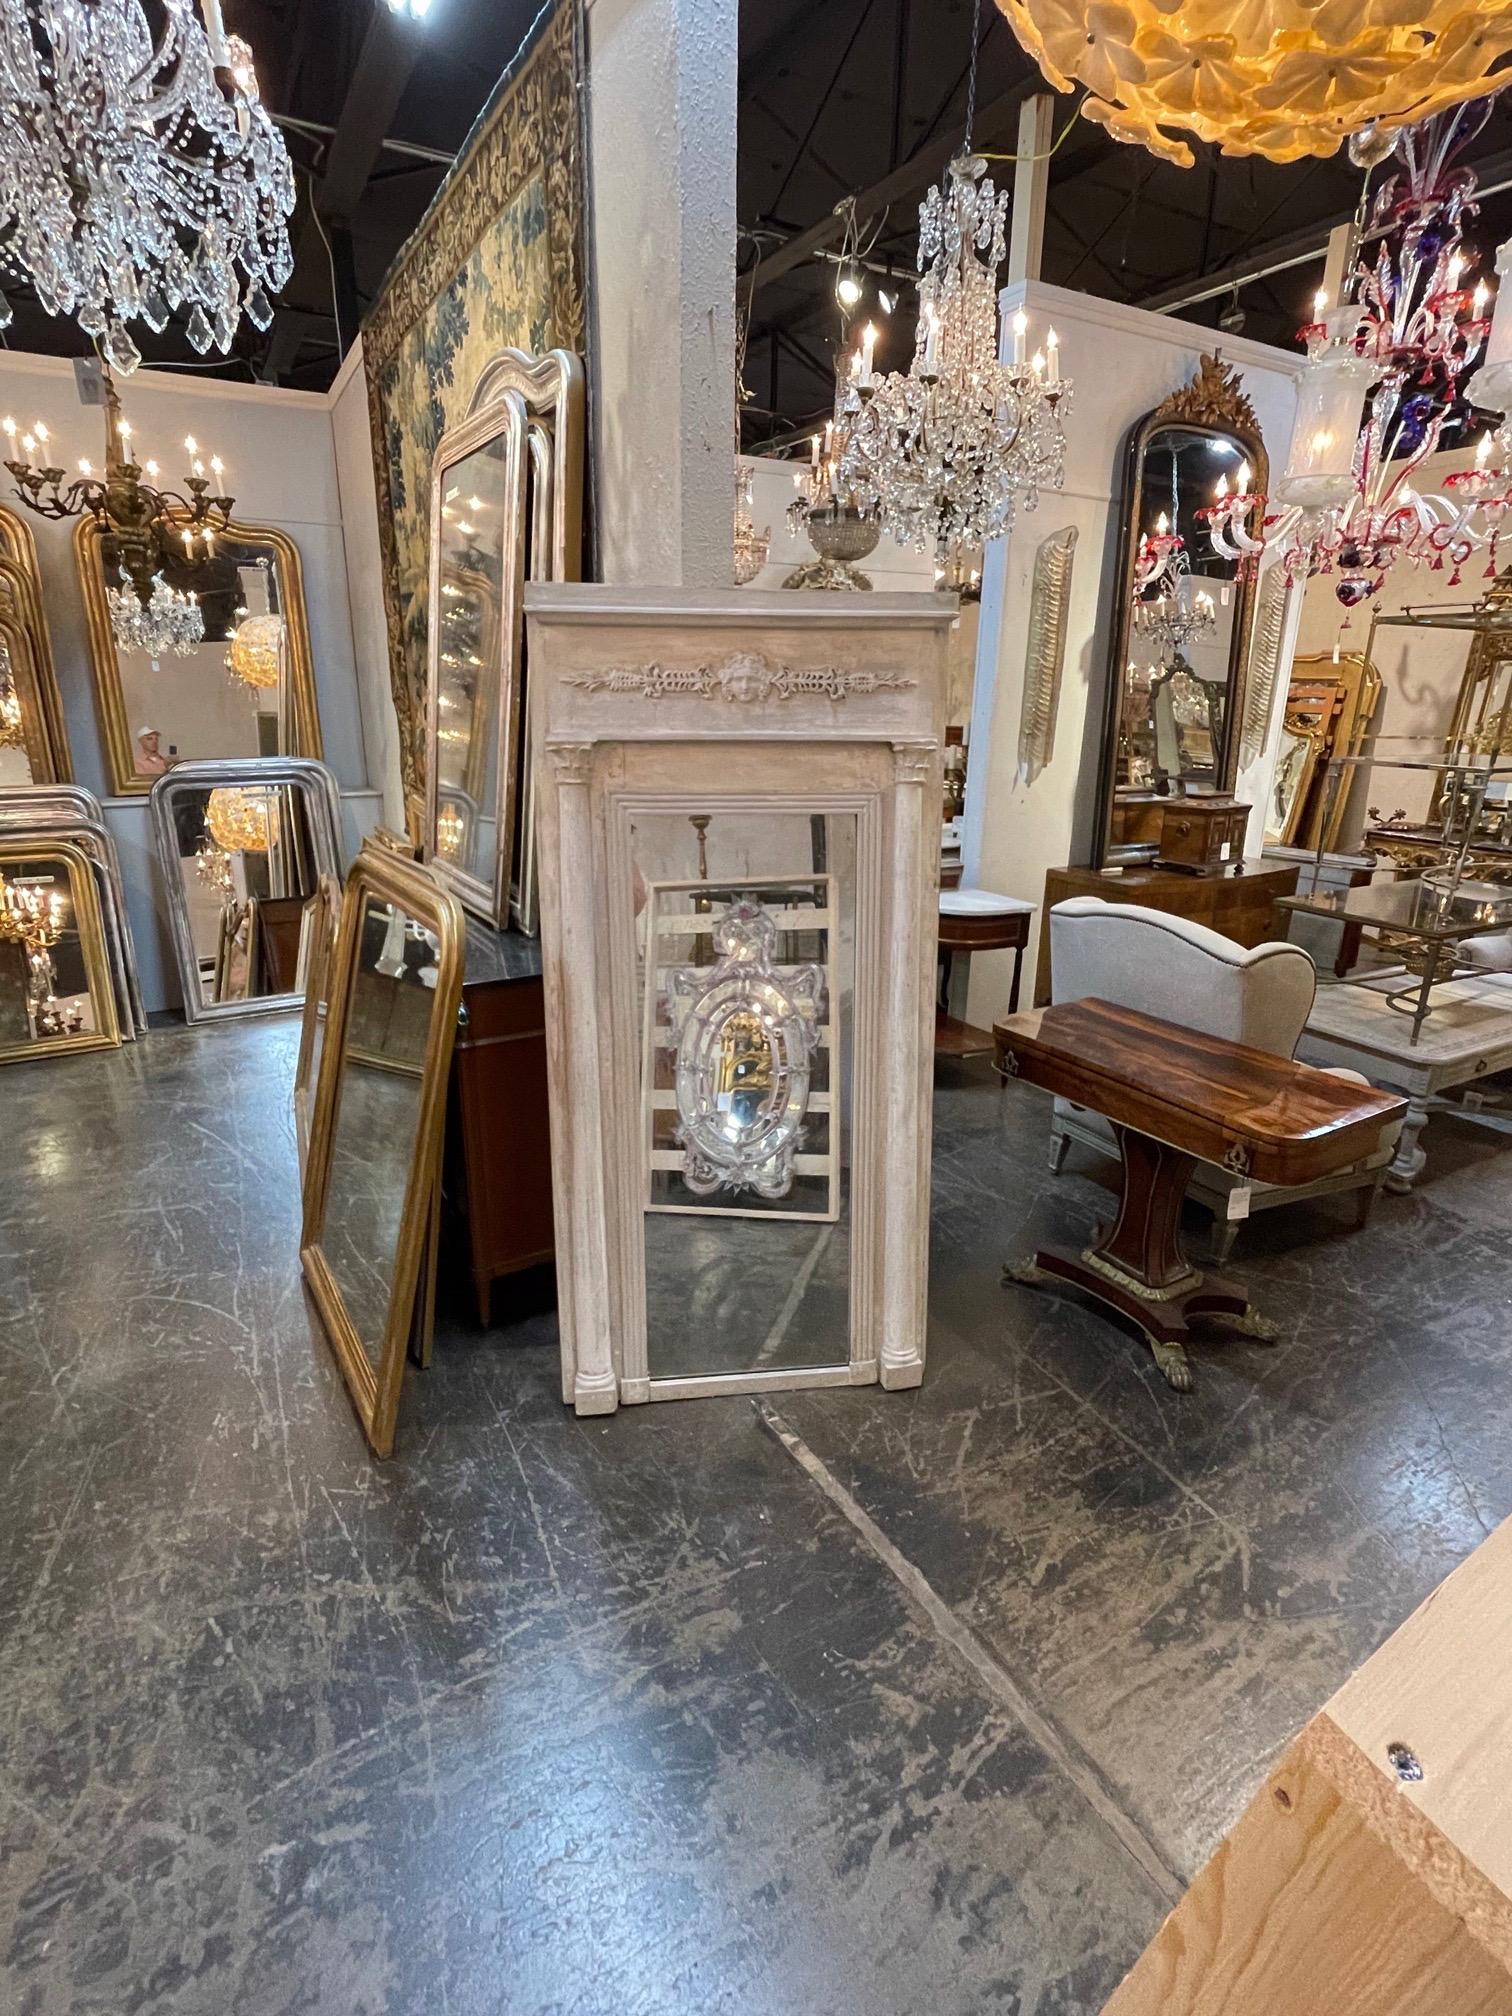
[0,0,297,368]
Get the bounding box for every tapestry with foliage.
[362,0,585,817]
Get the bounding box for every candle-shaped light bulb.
[210,455,224,476]
[2,417,15,438]
[77,457,92,476]
[33,421,47,444]
[204,528,215,554]
[144,459,159,477]
[1474,279,1490,317]
[184,434,197,456]
[1314,288,1329,318]
[1237,460,1252,491]
[811,433,820,470]
[1012,308,1028,367]
[192,458,205,477]
[1449,251,1465,291]
[1155,511,1169,536]
[860,320,878,383]
[1031,349,1045,378]
[182,528,194,555]
[1046,327,1060,384]
[20,434,35,455]
[118,419,131,441]
[1214,472,1229,501]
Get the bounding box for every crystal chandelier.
[839,149,1069,562]
[205,784,272,853]
[0,645,23,750]
[994,0,1512,171]
[1131,512,1220,659]
[0,864,63,949]
[194,837,234,896]
[4,366,230,646]
[110,576,204,656]
[1206,106,1512,606]
[732,467,770,586]
[0,0,296,369]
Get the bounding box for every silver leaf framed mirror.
[149,757,344,1024]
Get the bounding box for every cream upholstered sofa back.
[1049,896,1316,1060]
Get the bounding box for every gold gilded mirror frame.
[74,513,322,797]
[0,837,121,1064]
[0,504,71,781]
[422,389,529,926]
[299,851,464,1458]
[294,871,342,1179]
[0,611,62,784]
[1094,354,1269,867]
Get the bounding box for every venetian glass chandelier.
[0,0,296,370]
[994,0,1512,169]
[1207,105,1512,605]
[839,6,1069,565]
[205,784,271,853]
[225,610,282,690]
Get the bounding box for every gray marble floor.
[2,1022,1508,2013]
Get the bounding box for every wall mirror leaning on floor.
[0,837,120,1064]
[300,850,465,1458]
[1095,355,1268,867]
[0,503,70,786]
[149,757,345,1024]
[293,870,342,1179]
[75,514,322,797]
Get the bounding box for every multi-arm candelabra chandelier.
[0,862,77,1033]
[1205,104,1512,605]
[0,0,296,371]
[4,366,229,653]
[839,151,1069,563]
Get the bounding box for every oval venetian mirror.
[1095,355,1268,865]
[671,899,823,1200]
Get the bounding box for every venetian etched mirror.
[1095,355,1268,865]
[76,514,321,796]
[300,851,464,1458]
[634,807,855,1387]
[149,757,344,1024]
[0,838,120,1064]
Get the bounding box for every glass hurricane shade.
[1467,239,1512,420]
[1277,312,1377,511]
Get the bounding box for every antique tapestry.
[362,0,586,815]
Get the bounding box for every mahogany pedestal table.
[993,999,1407,1391]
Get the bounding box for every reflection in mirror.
[634,811,853,1383]
[78,517,320,795]
[321,894,437,1372]
[433,435,507,889]
[0,841,120,1062]
[0,628,35,786]
[294,873,340,1178]
[150,758,344,1024]
[300,854,463,1458]
[1098,358,1266,865]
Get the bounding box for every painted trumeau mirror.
[1095,355,1268,865]
[76,514,321,797]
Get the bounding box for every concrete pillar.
[585,0,737,587]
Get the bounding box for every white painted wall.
[961,284,1306,1025]
[0,348,381,1009]
[585,0,736,586]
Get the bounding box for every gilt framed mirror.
[1095,355,1268,866]
[149,757,344,1024]
[300,851,465,1458]
[75,513,321,797]
[422,389,528,926]
[294,871,342,1179]
[0,503,70,783]
[0,838,120,1065]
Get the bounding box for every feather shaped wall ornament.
[1018,525,1078,781]
[1240,566,1291,768]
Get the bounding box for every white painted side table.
[1298,974,1512,1191]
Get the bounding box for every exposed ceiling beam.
[262,7,424,380]
[747,77,1050,297]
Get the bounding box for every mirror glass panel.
[321,894,439,1371]
[434,438,508,887]
[0,849,107,1054]
[165,781,318,1010]
[634,809,854,1382]
[0,629,37,787]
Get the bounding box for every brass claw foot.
[1003,1259,1049,1289]
[1224,1306,1281,1346]
[1149,1337,1194,1391]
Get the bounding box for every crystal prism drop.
[244,283,273,331]
[141,289,170,334]
[185,306,214,354]
[0,289,11,331]
[102,321,142,375]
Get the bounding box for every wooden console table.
[994,999,1405,1390]
[1035,859,1300,1006]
